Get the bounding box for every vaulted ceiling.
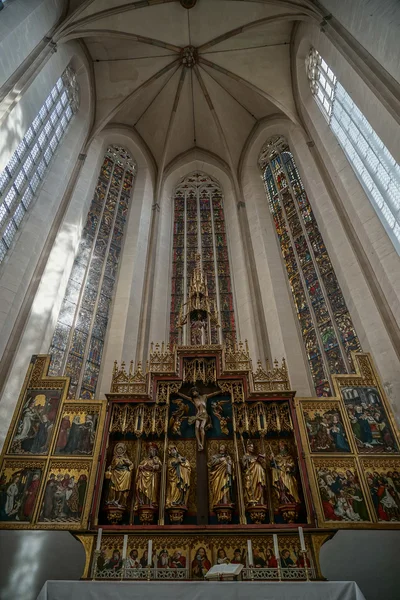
[58,0,320,173]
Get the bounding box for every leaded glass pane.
[30,173,40,192]
[7,153,19,177]
[21,187,33,209]
[37,159,46,179]
[48,347,65,376]
[259,135,361,395]
[48,147,136,397]
[23,155,35,177]
[0,240,7,262]
[13,204,25,226]
[169,172,236,345]
[52,322,71,351]
[0,204,8,227]
[16,139,27,160]
[0,170,10,195]
[24,127,35,147]
[307,47,400,253]
[70,329,88,358]
[58,300,76,327]
[4,187,17,209]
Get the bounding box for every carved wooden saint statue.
[242,440,267,507]
[134,443,162,509]
[208,443,234,507]
[105,442,133,508]
[177,386,221,451]
[270,440,301,520]
[165,444,191,508]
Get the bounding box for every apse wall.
[293,22,400,422]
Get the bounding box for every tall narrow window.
[170,172,236,345]
[0,66,79,264]
[306,47,400,252]
[49,146,136,399]
[259,136,361,396]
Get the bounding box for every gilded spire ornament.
[177,253,220,346]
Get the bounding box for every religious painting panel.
[339,385,399,454]
[0,459,45,525]
[8,388,63,455]
[190,541,212,579]
[311,457,372,527]
[54,403,103,456]
[361,458,400,524]
[37,459,92,529]
[297,400,353,454]
[95,534,125,577]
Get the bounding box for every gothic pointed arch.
[170,171,236,345]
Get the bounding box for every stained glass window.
[170,172,236,345]
[259,136,361,396]
[48,146,136,399]
[0,66,79,264]
[306,47,400,253]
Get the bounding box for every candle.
[247,539,253,567]
[122,535,128,560]
[273,534,279,561]
[147,540,153,567]
[95,528,102,552]
[298,526,306,552]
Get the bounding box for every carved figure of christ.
[177,388,221,451]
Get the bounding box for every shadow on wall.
[0,529,399,599]
[0,530,84,600]
[320,530,400,600]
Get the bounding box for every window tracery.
[0,66,79,264]
[306,47,400,253]
[49,146,136,399]
[259,136,361,396]
[170,172,236,345]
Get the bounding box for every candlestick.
[147,540,153,567]
[247,539,253,567]
[122,534,128,559]
[298,526,306,552]
[95,528,102,552]
[273,534,279,559]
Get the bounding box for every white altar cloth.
[36,579,367,600]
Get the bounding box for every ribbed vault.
[56,0,321,175]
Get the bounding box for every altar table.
[36,579,367,600]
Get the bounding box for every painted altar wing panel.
[340,385,399,454]
[8,389,63,456]
[311,457,373,527]
[361,458,400,523]
[299,401,352,454]
[0,460,45,523]
[54,404,101,456]
[37,460,92,528]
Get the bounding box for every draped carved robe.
[242,451,267,506]
[166,453,191,508]
[134,454,162,509]
[208,451,233,506]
